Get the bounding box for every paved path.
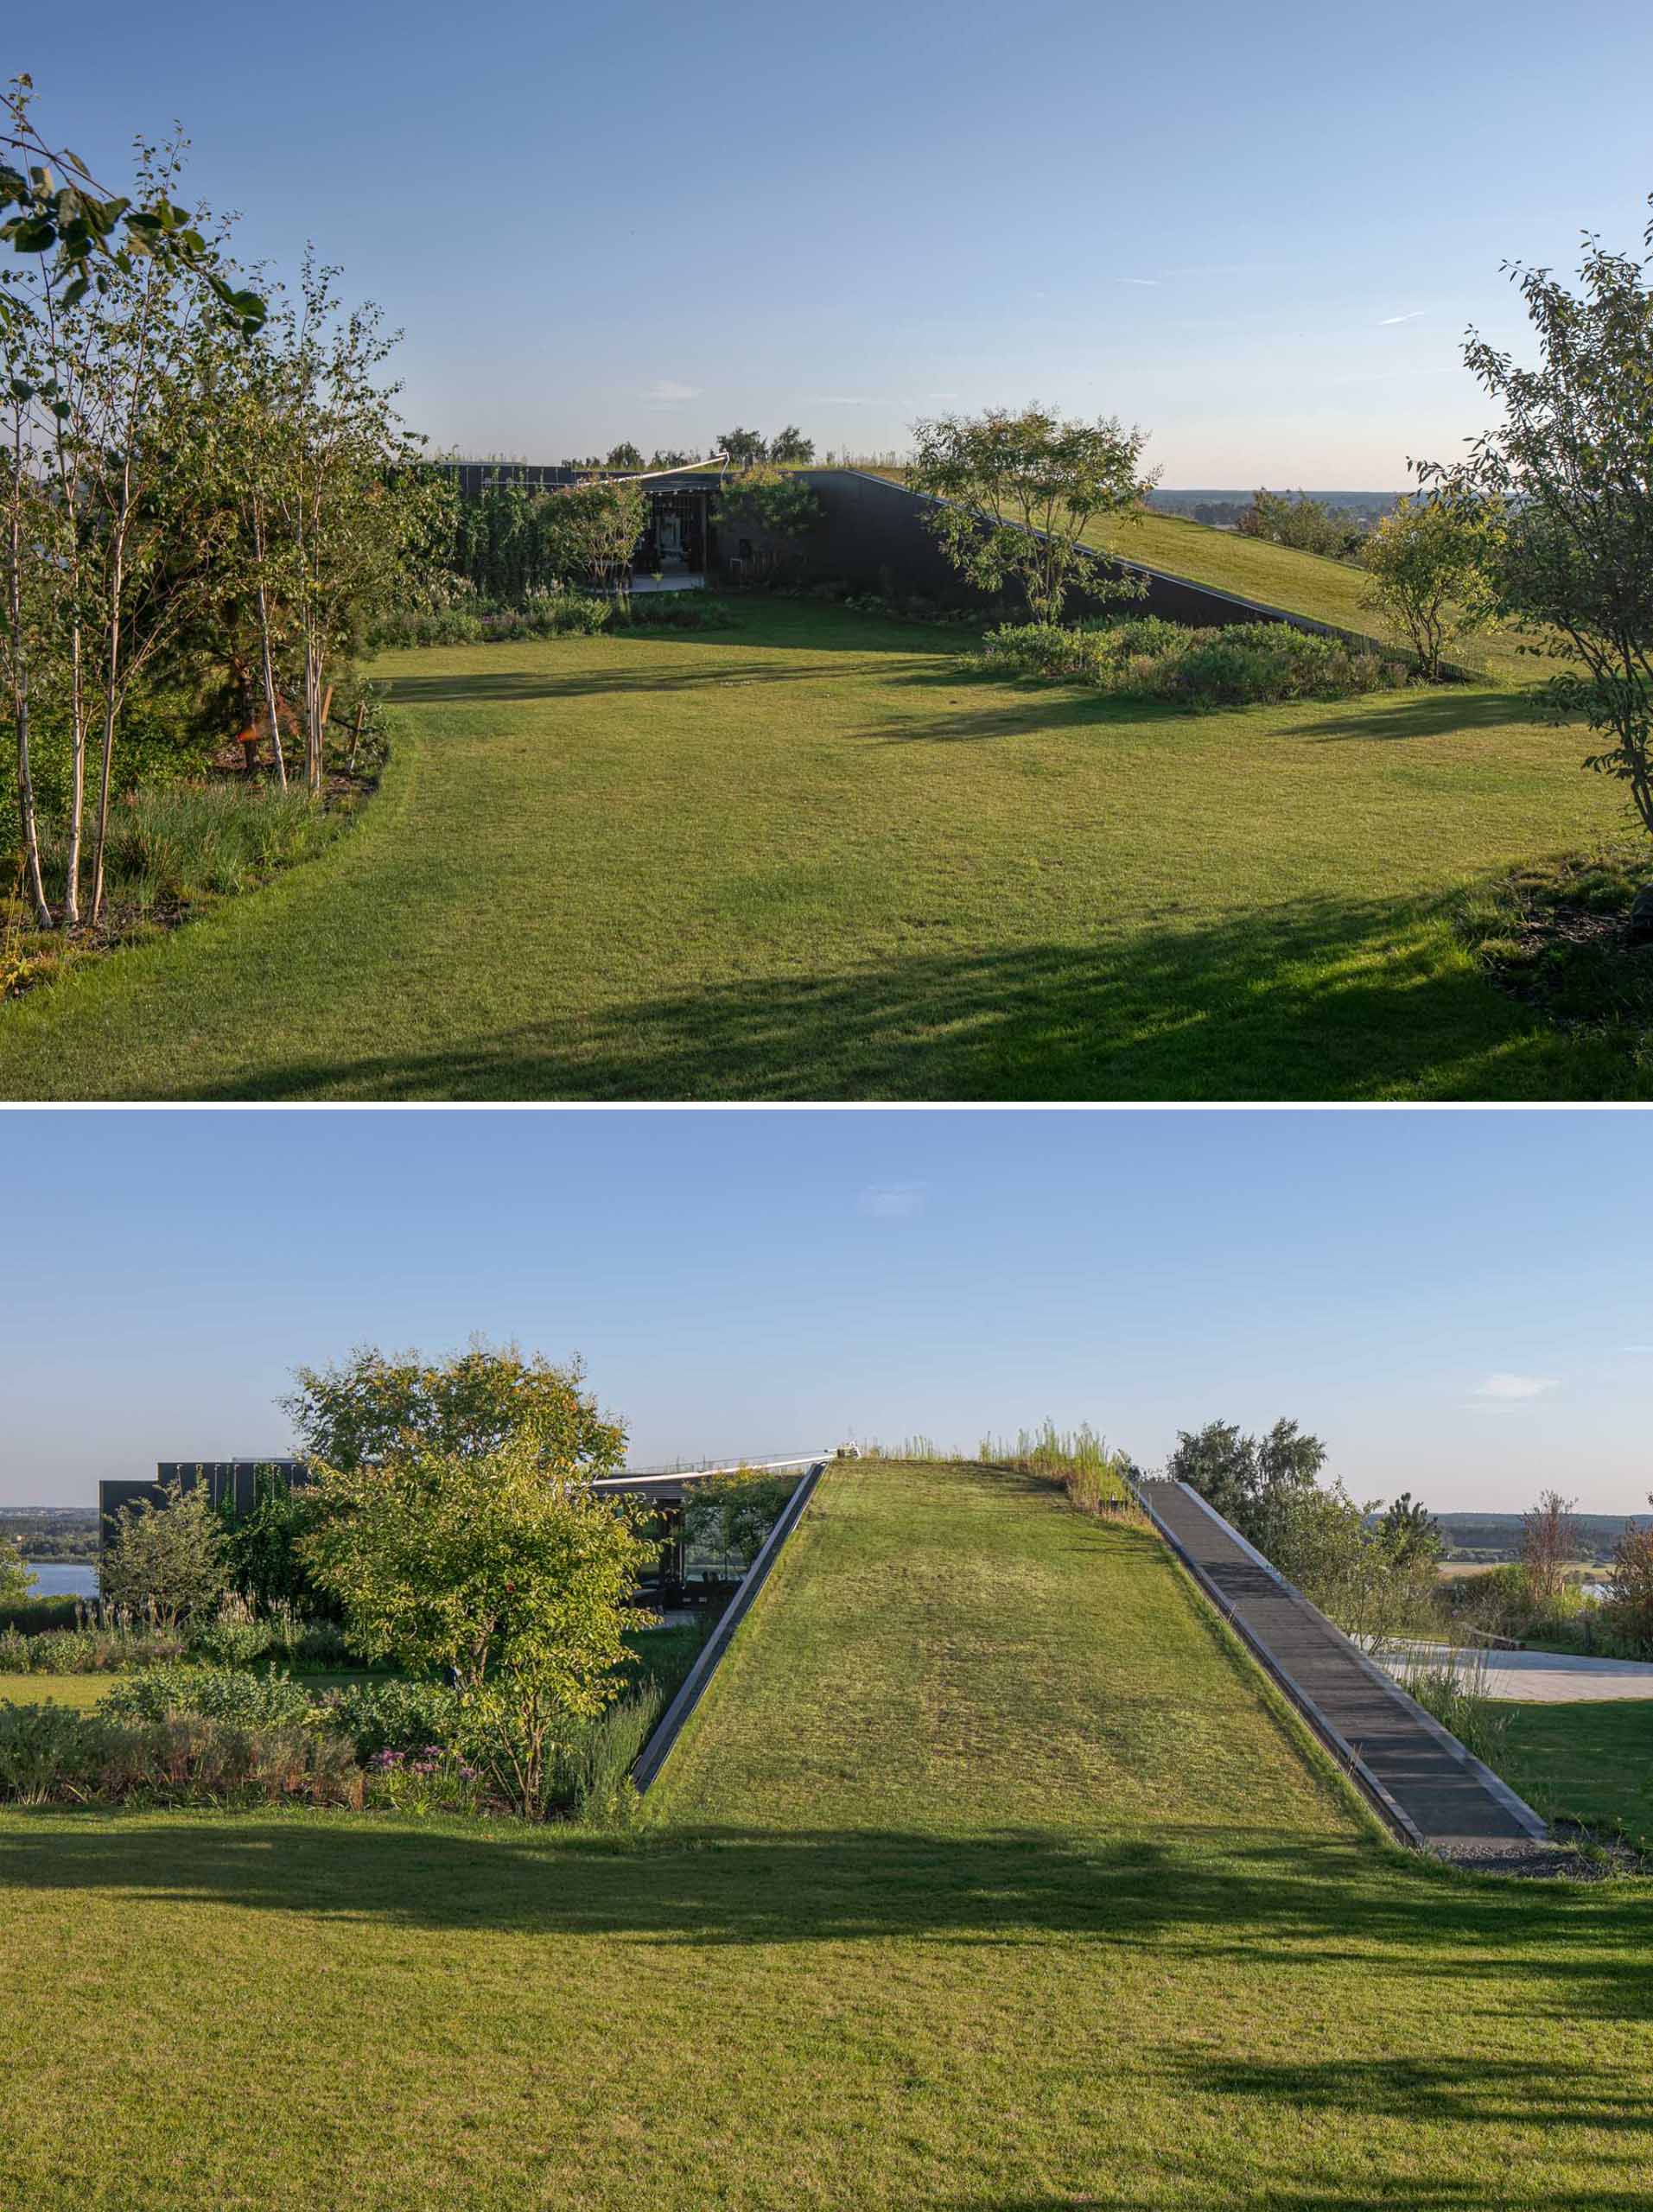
[1138,1480,1547,1854]
[1381,1642,1653,1704]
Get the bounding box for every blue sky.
[3,1109,1648,1513]
[15,0,1653,483]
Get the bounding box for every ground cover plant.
[1,595,1644,1101]
[17,1454,1642,2209]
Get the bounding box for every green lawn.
[1493,1698,1653,1848]
[0,599,1638,1100]
[0,1671,109,1709]
[3,1458,1649,2210]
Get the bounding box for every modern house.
[98,1457,790,1607]
[443,459,1361,634]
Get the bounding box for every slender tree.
[1422,201,1653,868]
[909,404,1159,622]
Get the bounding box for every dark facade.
[99,1459,308,1541]
[98,1458,751,1608]
[443,460,1359,638]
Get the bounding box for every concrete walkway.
[1380,1642,1653,1703]
[1138,1480,1548,1856]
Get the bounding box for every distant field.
[0,599,1637,1103]
[5,1458,1649,2209]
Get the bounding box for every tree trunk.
[63,620,85,926]
[6,430,53,930]
[251,502,288,791]
[89,537,124,928]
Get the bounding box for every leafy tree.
[908,404,1158,621]
[711,464,821,579]
[605,442,643,470]
[1424,204,1653,861]
[716,425,767,467]
[283,1338,626,1476]
[682,1467,797,1570]
[0,1535,35,1606]
[1359,493,1498,679]
[1237,489,1364,561]
[767,425,814,465]
[1605,1497,1653,1658]
[1379,1491,1444,1567]
[648,447,696,469]
[1166,1420,1255,1524]
[99,1476,230,1626]
[1,73,264,340]
[544,479,646,600]
[264,251,442,797]
[1520,1490,1579,1605]
[302,1436,653,1817]
[216,1465,324,1611]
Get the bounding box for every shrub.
[366,591,734,649]
[0,1626,32,1671]
[327,1677,462,1761]
[103,1662,316,1731]
[550,1686,662,1827]
[0,1704,364,1809]
[970,617,1412,708]
[0,1703,110,1803]
[191,1593,275,1668]
[1605,1512,1653,1658]
[10,1621,188,1673]
[100,1477,230,1627]
[0,1596,81,1634]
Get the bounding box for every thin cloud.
[1119,276,1161,288]
[1471,1373,1561,1401]
[857,1183,925,1221]
[1377,310,1425,326]
[645,378,698,402]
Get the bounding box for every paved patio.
[1382,1643,1653,1704]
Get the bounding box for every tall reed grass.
[1397,1645,1510,1767]
[977,1421,1141,1519]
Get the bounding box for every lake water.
[24,1561,99,1599]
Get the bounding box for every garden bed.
[2,732,387,1005]
[1456,846,1653,1077]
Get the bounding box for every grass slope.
[0,602,1636,1101]
[861,468,1537,678]
[3,1459,1649,2210]
[1493,1698,1653,1848]
[1086,509,1539,681]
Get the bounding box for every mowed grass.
[3,1458,1650,2211]
[1493,1698,1653,1849]
[0,597,1637,1100]
[1086,507,1540,681]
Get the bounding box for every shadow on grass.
[194,890,1624,1103]
[1294,687,1538,743]
[2,1819,1649,2016]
